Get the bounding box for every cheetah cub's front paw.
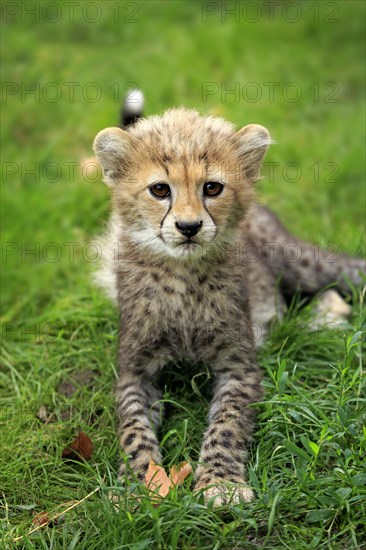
[195,479,254,507]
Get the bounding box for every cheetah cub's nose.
[175,221,203,238]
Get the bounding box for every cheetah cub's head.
[94,108,270,259]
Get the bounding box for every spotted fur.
[93,107,365,505]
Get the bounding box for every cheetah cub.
[93,97,365,506]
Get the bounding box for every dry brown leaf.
[61,432,93,462]
[169,461,192,486]
[144,460,192,499]
[32,511,51,527]
[145,460,172,498]
[36,406,49,423]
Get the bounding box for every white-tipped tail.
[123,89,144,118]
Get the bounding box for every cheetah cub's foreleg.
[195,354,263,505]
[116,372,163,482]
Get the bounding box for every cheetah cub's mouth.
[160,233,210,259]
[176,239,200,256]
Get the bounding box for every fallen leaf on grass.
[145,462,172,497]
[32,511,52,527]
[169,461,193,486]
[62,432,93,462]
[36,406,49,423]
[145,460,192,499]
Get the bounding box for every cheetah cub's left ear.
[93,127,135,187]
[236,124,272,183]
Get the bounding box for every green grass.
[1,1,365,548]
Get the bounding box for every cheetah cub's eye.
[203,181,224,197]
[149,183,171,199]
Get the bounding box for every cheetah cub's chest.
[117,254,248,362]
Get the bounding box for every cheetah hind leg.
[308,289,352,331]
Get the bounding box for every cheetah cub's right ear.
[93,127,135,187]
